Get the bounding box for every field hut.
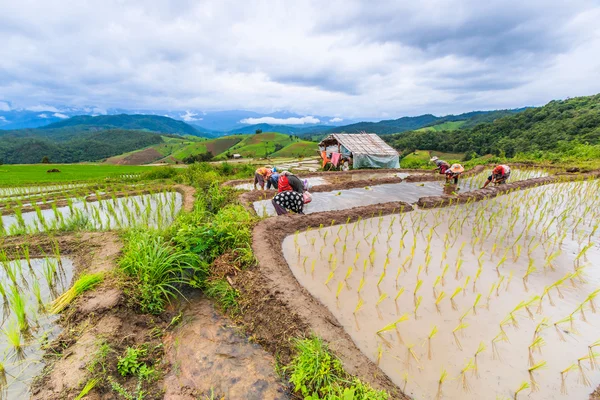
[318,133,400,169]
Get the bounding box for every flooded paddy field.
[283,180,600,399]
[0,191,182,235]
[253,169,548,217]
[0,256,74,399]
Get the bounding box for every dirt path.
[163,293,289,399]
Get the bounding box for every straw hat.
[449,164,464,173]
[430,156,439,162]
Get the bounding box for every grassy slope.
[269,141,317,157]
[416,120,466,132]
[105,132,316,164]
[105,136,197,164]
[0,164,155,186]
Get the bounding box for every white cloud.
[240,116,320,125]
[0,102,10,111]
[0,1,599,118]
[0,116,7,122]
[53,112,69,119]
[329,117,343,122]
[38,113,49,118]
[180,110,202,122]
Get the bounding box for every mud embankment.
[230,202,414,399]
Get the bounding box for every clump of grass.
[49,273,103,314]
[435,369,447,400]
[119,230,200,314]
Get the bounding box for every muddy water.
[459,168,549,191]
[235,177,329,191]
[255,169,548,217]
[283,180,600,400]
[254,181,447,216]
[164,294,288,399]
[0,192,182,235]
[0,258,74,399]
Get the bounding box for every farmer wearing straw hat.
[253,165,273,190]
[482,164,511,188]
[445,163,464,184]
[430,156,450,175]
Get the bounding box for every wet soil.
[163,293,289,399]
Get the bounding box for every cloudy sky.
[1,0,600,119]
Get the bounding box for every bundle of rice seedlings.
[49,273,103,314]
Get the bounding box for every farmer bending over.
[445,164,464,184]
[482,165,511,188]
[267,168,279,190]
[272,171,311,215]
[253,165,273,190]
[430,156,450,174]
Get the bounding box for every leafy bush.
[286,337,388,399]
[119,230,203,314]
[140,167,179,181]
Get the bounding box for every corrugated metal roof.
[319,133,399,156]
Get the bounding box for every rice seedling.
[426,326,438,360]
[560,363,578,394]
[435,369,448,400]
[450,287,462,310]
[49,273,103,314]
[528,336,545,366]
[8,286,29,332]
[452,322,468,350]
[528,361,546,391]
[513,381,530,399]
[576,354,594,387]
[588,339,600,370]
[457,359,475,392]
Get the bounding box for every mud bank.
[233,202,414,399]
[417,170,600,209]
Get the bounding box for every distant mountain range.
[0,106,354,132]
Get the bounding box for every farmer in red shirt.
[482,165,511,188]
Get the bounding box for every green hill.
[0,129,163,164]
[386,94,600,160]
[211,132,314,159]
[42,114,202,136]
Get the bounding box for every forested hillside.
[0,129,163,164]
[386,95,600,158]
[42,114,201,136]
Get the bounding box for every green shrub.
[119,230,204,314]
[287,337,388,399]
[140,166,178,180]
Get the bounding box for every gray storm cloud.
[0,0,599,118]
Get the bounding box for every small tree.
[255,129,263,134]
[41,156,50,164]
